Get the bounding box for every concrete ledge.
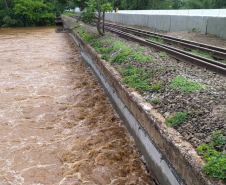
[62,16,215,185]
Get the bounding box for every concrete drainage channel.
[62,23,186,185]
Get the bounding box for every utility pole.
[3,0,8,8]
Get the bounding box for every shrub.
[1,15,16,28]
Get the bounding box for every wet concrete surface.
[0,27,152,185]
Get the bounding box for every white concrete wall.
[116,9,226,17]
[105,13,226,38]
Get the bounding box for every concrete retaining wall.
[117,9,226,17]
[62,16,217,185]
[105,13,226,38]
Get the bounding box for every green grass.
[122,74,150,93]
[100,39,112,43]
[76,29,86,37]
[149,37,164,44]
[131,52,154,62]
[169,76,205,93]
[150,98,160,104]
[221,60,226,64]
[111,53,129,64]
[62,12,77,16]
[90,40,103,49]
[134,46,146,50]
[165,112,187,127]
[191,50,214,60]
[159,52,169,57]
[101,54,110,60]
[151,82,164,92]
[197,130,226,182]
[118,65,153,93]
[83,34,94,43]
[72,25,81,30]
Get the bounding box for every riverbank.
[62,15,226,185]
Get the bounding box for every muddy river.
[0,27,152,184]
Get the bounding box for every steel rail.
[71,16,226,76]
[104,26,226,76]
[104,23,226,60]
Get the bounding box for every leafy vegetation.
[191,50,214,60]
[117,65,152,93]
[111,53,129,64]
[150,98,160,104]
[169,76,205,93]
[109,0,226,10]
[72,25,81,29]
[165,112,187,127]
[149,37,164,44]
[159,52,169,57]
[197,130,226,182]
[152,82,164,92]
[101,54,110,60]
[13,0,55,27]
[131,52,154,62]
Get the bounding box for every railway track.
[70,15,226,76]
[104,22,226,60]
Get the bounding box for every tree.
[14,0,55,26]
[3,0,8,8]
[80,0,111,35]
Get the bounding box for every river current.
[0,27,152,185]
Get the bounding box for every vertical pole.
[4,0,8,8]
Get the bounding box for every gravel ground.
[65,16,226,150]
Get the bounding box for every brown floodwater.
[0,27,153,185]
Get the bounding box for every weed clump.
[159,52,169,57]
[169,76,205,93]
[101,54,110,60]
[77,29,86,37]
[149,37,164,44]
[131,52,154,62]
[111,53,129,64]
[119,65,153,93]
[165,112,187,127]
[150,98,160,104]
[72,25,81,29]
[197,130,226,182]
[152,82,164,92]
[191,50,214,60]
